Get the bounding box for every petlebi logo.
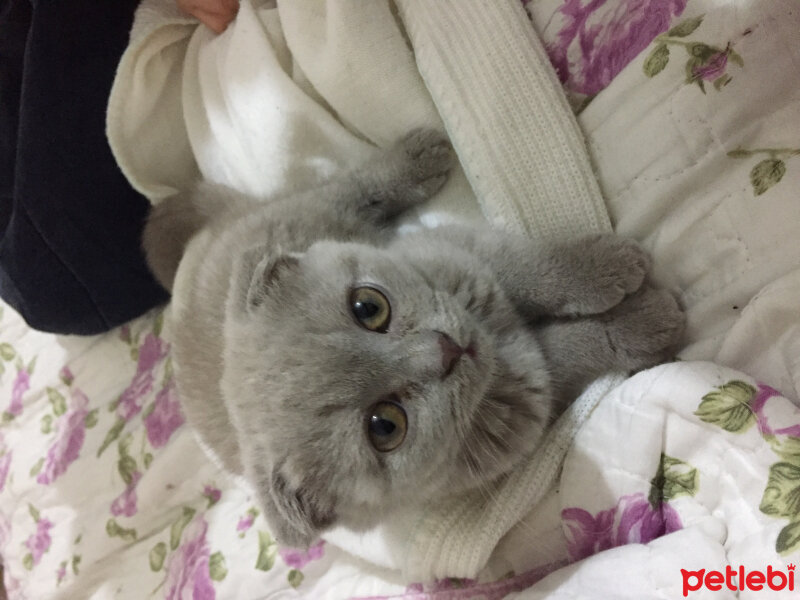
[681,564,795,596]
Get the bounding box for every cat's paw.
[394,128,456,201]
[602,286,686,370]
[560,235,651,316]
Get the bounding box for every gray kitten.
[143,129,685,548]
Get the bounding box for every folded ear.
[260,470,337,549]
[232,245,302,311]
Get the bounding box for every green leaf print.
[648,454,699,509]
[727,148,751,158]
[643,44,670,77]
[728,147,799,196]
[287,569,304,588]
[153,312,164,338]
[776,520,800,555]
[695,380,757,433]
[170,507,196,550]
[0,343,16,361]
[46,387,67,417]
[117,433,138,485]
[149,542,167,572]
[22,553,33,571]
[84,409,98,429]
[713,73,732,90]
[29,458,44,478]
[760,462,800,519]
[106,518,137,542]
[666,15,704,38]
[772,436,800,464]
[28,503,40,523]
[688,42,716,61]
[255,531,277,571]
[750,159,786,196]
[41,414,53,435]
[97,418,125,457]
[685,57,705,92]
[209,551,228,581]
[163,357,174,387]
[118,455,138,486]
[72,555,81,575]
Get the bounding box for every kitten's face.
[222,240,551,547]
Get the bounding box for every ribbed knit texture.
[395,0,611,241]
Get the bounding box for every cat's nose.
[437,332,463,379]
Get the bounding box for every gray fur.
[143,129,685,548]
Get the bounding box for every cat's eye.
[350,286,391,333]
[367,401,407,452]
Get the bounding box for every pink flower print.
[37,390,90,485]
[143,381,184,448]
[110,471,142,517]
[547,0,687,95]
[278,540,325,569]
[0,451,12,492]
[25,517,53,566]
[752,384,800,437]
[203,485,221,507]
[8,368,29,417]
[562,492,681,561]
[56,562,67,584]
[236,515,252,533]
[164,517,215,600]
[117,334,168,422]
[59,366,74,386]
[236,511,255,536]
[692,48,728,81]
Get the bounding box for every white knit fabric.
[395,0,611,239]
[107,0,613,581]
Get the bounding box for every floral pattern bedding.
[2,0,799,598]
[0,307,334,599]
[3,303,800,599]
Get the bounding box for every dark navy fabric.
[0,0,168,335]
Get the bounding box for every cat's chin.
[448,335,553,491]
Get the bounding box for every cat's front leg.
[544,234,652,317]
[345,128,456,223]
[478,232,652,320]
[536,287,686,405]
